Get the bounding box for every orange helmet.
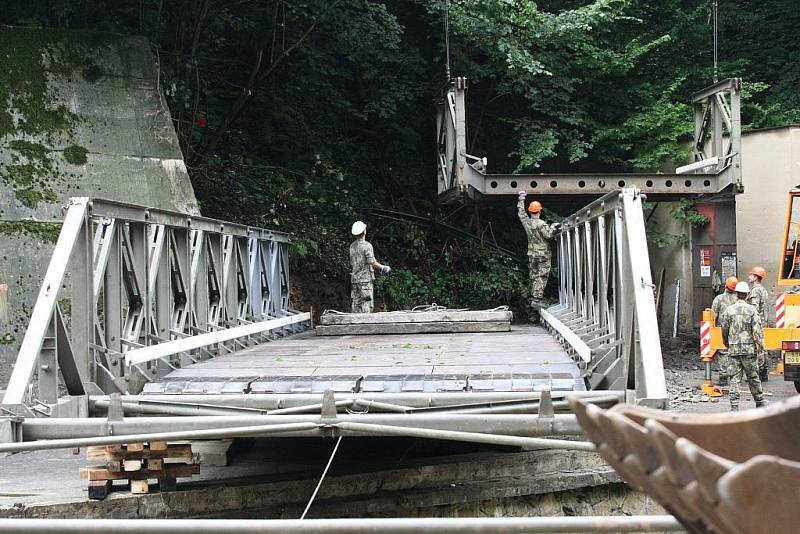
[528,200,543,213]
[749,266,767,280]
[724,276,738,291]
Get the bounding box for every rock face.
[0,27,199,387]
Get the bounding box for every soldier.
[746,266,770,381]
[517,191,560,309]
[711,276,738,386]
[719,281,767,412]
[349,221,390,313]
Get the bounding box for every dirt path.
[660,335,797,413]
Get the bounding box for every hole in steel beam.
[645,180,653,187]
[510,180,517,188]
[530,180,538,188]
[685,180,692,187]
[618,180,626,187]
[665,180,673,187]
[704,179,711,187]
[598,180,606,188]
[490,181,498,189]
[549,180,557,188]
[578,180,585,188]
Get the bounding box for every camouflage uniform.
[719,300,765,408]
[747,283,770,372]
[711,290,738,379]
[517,199,557,302]
[350,237,376,313]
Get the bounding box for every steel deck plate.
[143,325,585,395]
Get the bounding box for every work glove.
[382,265,392,274]
[517,190,527,201]
[552,223,562,232]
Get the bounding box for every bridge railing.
[540,188,667,408]
[2,198,308,411]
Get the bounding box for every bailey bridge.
[0,183,666,456]
[0,76,740,532]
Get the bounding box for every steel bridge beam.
[436,77,742,201]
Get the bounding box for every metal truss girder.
[436,77,742,202]
[2,198,305,411]
[541,188,667,407]
[469,171,727,197]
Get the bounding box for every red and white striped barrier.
[700,320,711,358]
[776,292,785,328]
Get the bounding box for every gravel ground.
[660,334,798,413]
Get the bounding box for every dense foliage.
[4,1,799,319]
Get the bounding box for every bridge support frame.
[436,78,742,200]
[1,198,306,412]
[542,188,667,408]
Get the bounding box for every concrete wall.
[0,28,199,387]
[647,203,694,334]
[735,126,800,324]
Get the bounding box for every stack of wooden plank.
[81,441,199,500]
[315,308,513,336]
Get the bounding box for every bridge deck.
[143,325,585,396]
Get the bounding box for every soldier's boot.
[760,369,769,382]
[730,404,739,412]
[755,399,768,408]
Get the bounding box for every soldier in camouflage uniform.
[719,281,767,411]
[349,221,390,313]
[711,276,739,385]
[746,266,770,380]
[517,191,560,309]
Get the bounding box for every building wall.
[735,126,800,325]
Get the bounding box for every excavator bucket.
[570,397,800,534]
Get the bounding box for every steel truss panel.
[541,188,667,407]
[2,198,305,409]
[436,77,742,201]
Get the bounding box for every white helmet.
[734,281,750,294]
[351,221,367,236]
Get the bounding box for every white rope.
[300,435,343,520]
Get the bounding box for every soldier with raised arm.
[517,191,560,310]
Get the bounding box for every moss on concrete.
[63,144,88,165]
[0,220,61,243]
[2,140,59,208]
[0,27,134,208]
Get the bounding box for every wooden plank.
[148,458,163,471]
[127,442,145,453]
[87,480,112,500]
[315,321,511,336]
[123,460,142,472]
[80,463,200,481]
[87,444,192,461]
[320,310,512,326]
[130,479,149,494]
[149,441,168,451]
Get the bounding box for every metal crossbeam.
[2,198,306,410]
[436,77,742,201]
[541,188,667,407]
